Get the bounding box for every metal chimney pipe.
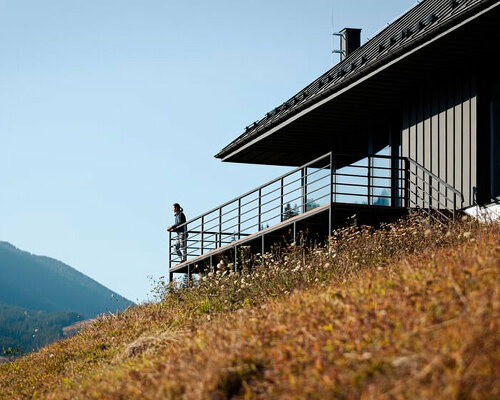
[340,28,361,61]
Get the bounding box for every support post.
[238,199,241,239]
[258,189,262,230]
[368,155,373,205]
[234,245,237,270]
[404,159,410,208]
[201,215,204,256]
[219,208,222,247]
[301,167,308,213]
[280,177,284,221]
[169,271,174,284]
[188,264,192,282]
[329,152,335,235]
[261,234,265,255]
[169,230,172,268]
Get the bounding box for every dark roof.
[216,0,496,160]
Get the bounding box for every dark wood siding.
[401,74,477,208]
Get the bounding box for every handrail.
[173,152,332,231]
[405,157,463,199]
[169,152,464,268]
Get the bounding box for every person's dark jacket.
[171,212,187,234]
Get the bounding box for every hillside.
[0,216,498,399]
[0,241,133,318]
[0,303,80,355]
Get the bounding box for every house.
[169,0,500,281]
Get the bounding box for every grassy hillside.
[0,215,498,399]
[0,241,133,318]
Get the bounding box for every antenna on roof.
[331,1,343,64]
[331,1,346,64]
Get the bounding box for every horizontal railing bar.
[407,188,450,213]
[405,157,463,198]
[335,172,404,180]
[173,153,332,231]
[187,230,251,236]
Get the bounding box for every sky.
[0,0,417,303]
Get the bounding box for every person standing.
[167,203,188,263]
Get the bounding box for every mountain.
[0,302,81,355]
[0,241,134,318]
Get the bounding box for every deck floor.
[170,202,407,275]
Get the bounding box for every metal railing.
[169,152,464,266]
[169,152,413,266]
[405,158,463,222]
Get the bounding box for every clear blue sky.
[0,0,417,303]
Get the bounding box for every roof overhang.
[217,1,499,167]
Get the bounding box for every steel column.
[329,152,334,235]
[404,159,410,208]
[238,199,241,239]
[234,245,237,270]
[169,230,172,268]
[258,188,262,230]
[219,208,222,247]
[301,167,307,213]
[368,155,373,205]
[280,177,284,221]
[201,215,204,256]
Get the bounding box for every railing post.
[234,245,237,270]
[280,177,284,222]
[390,156,398,207]
[429,176,433,210]
[169,230,172,268]
[238,199,241,239]
[368,155,373,206]
[329,152,335,235]
[219,208,222,248]
[453,193,456,220]
[201,215,204,256]
[258,188,262,230]
[404,158,410,208]
[301,167,307,213]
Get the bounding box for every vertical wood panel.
[447,81,455,194]
[462,78,471,206]
[431,87,440,207]
[417,92,424,206]
[470,78,477,205]
[454,78,463,205]
[424,90,432,206]
[410,101,417,205]
[400,73,477,209]
[439,83,447,206]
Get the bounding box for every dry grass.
[1,214,498,399]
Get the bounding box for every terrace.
[169,152,462,280]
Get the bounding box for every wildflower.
[424,229,432,237]
[463,232,472,238]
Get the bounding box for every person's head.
[172,203,182,214]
